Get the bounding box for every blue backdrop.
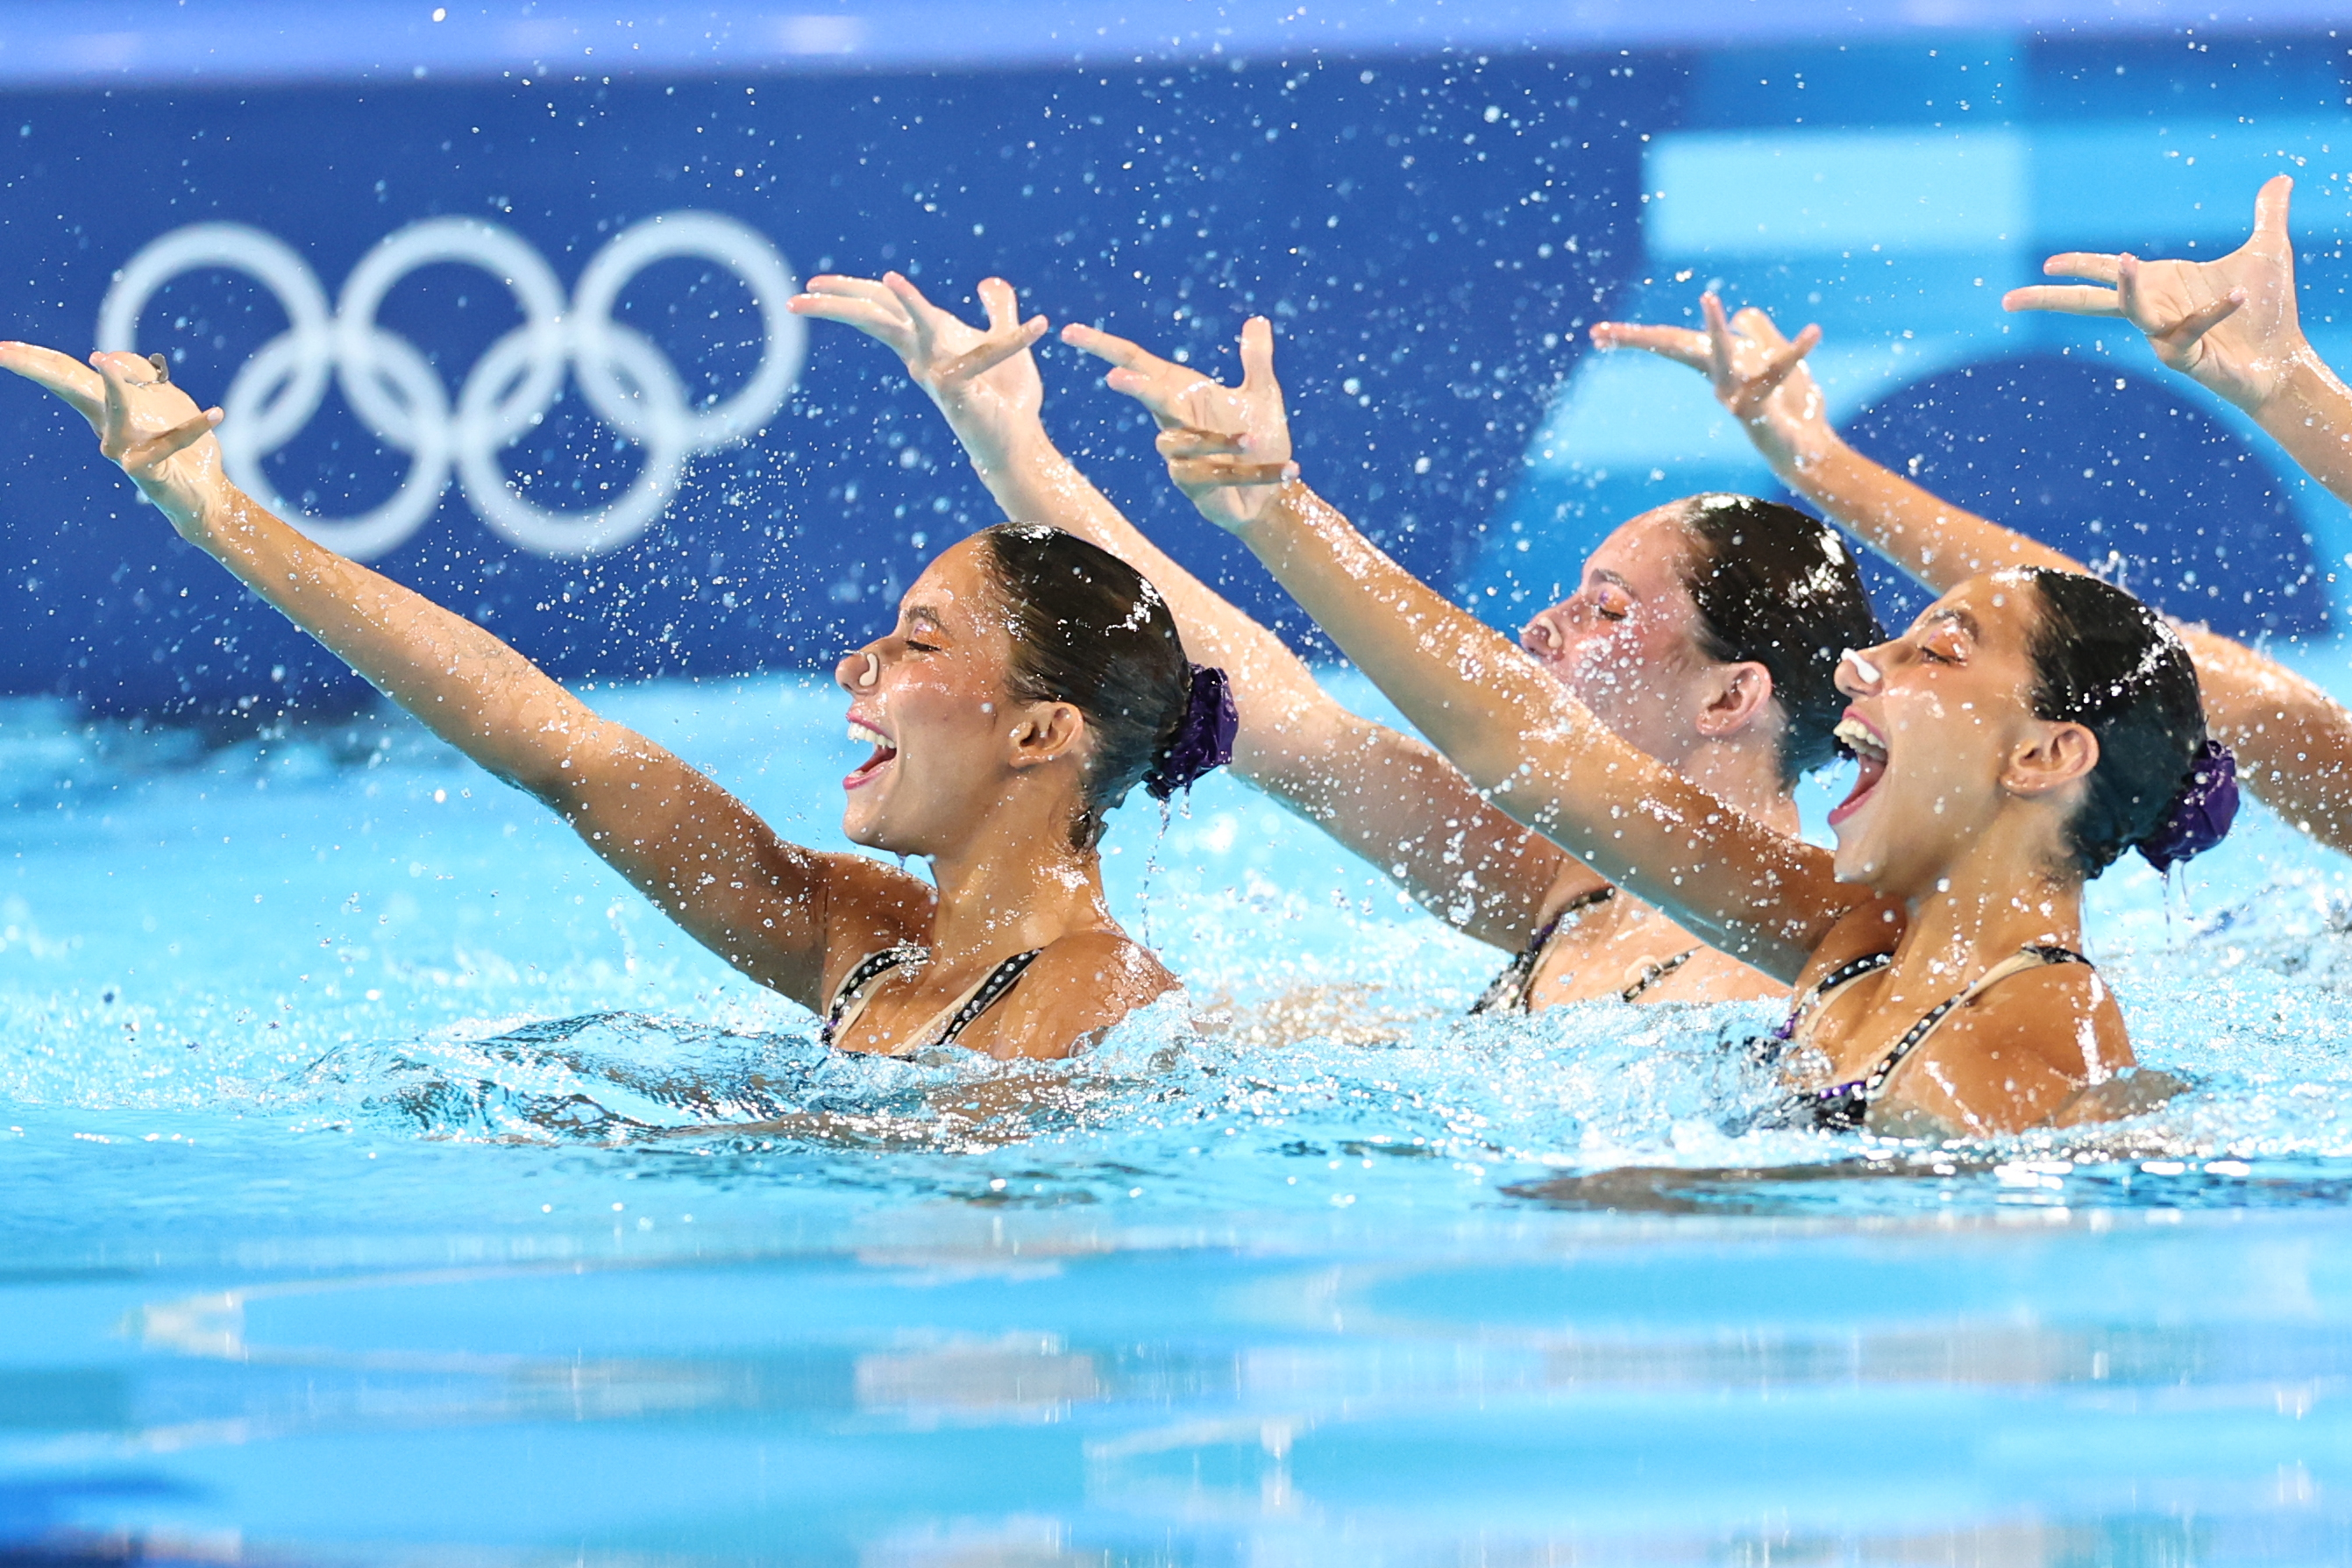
[0,26,2343,717]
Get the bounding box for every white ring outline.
[96,212,802,561]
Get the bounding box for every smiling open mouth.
[1829,714,1887,828]
[844,718,898,791]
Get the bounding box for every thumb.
[1238,316,1280,395]
[976,276,1020,333]
[2254,173,2294,242]
[1733,306,1790,350]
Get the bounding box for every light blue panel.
[1646,130,2029,258]
[1540,110,2352,627]
[1603,255,2024,349]
[2029,117,2352,251]
[1651,117,2352,263]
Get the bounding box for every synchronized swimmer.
[19,173,2352,1137]
[0,344,1234,1061]
[790,272,1879,1011]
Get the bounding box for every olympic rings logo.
[98,213,805,560]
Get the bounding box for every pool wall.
[0,9,2344,720]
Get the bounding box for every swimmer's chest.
[1523,897,1771,1008]
[1793,965,2019,1086]
[829,961,1016,1058]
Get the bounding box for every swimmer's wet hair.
[2022,568,2210,876]
[977,523,1195,848]
[1673,494,1885,785]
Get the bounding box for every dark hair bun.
[2137,738,2238,872]
[1144,664,1238,800]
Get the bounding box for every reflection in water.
[0,1233,2310,1565]
[11,681,2352,1565]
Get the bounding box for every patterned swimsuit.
[821,945,1044,1058]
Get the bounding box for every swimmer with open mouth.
[792,269,1886,1018]
[0,340,1237,1064]
[1120,324,2231,1138]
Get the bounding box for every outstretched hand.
[788,273,1047,458]
[0,344,225,527]
[1063,316,1296,533]
[1589,294,1833,473]
[2004,174,2299,413]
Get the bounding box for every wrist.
[951,408,1050,477]
[2256,340,2340,423]
[154,474,239,551]
[1236,476,1317,550]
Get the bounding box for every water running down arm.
[1594,295,2352,854]
[787,274,1584,949]
[1109,328,1864,982]
[0,343,931,1010]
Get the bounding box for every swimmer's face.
[834,538,1084,856]
[1517,506,1726,767]
[1828,571,2078,898]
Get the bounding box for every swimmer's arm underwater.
[1119,327,1866,982]
[0,343,932,1011]
[1595,295,2352,855]
[788,273,1582,951]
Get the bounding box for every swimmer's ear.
[2002,720,2100,799]
[1005,700,1087,770]
[1693,660,1775,740]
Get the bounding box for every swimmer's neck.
[1671,735,1801,837]
[1887,827,2087,979]
[920,823,1118,970]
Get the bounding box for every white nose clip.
[1841,649,1883,685]
[856,652,879,689]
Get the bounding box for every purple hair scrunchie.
[1145,663,1238,801]
[2138,738,2239,874]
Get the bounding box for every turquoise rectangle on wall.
[1645,131,2029,257]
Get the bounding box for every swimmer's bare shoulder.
[1872,961,2132,1137]
[956,928,1179,1061]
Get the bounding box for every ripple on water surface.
[7,674,2352,1563]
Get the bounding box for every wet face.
[834,539,1052,856]
[1827,572,2061,898]
[1517,506,1723,765]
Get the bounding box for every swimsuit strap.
[822,944,1046,1055]
[1777,950,1895,1045]
[931,947,1045,1048]
[821,944,925,1048]
[1801,944,2091,1130]
[1619,946,1702,1004]
[1467,886,1616,1017]
[1858,944,2091,1096]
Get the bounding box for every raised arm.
[1594,295,2352,853]
[1118,328,1863,980]
[787,275,1580,949]
[1,344,930,1008]
[1593,294,2082,590]
[2006,174,2352,505]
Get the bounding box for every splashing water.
[11,669,2352,1563]
[11,670,2352,1216]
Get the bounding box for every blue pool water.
[10,665,2352,1564]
